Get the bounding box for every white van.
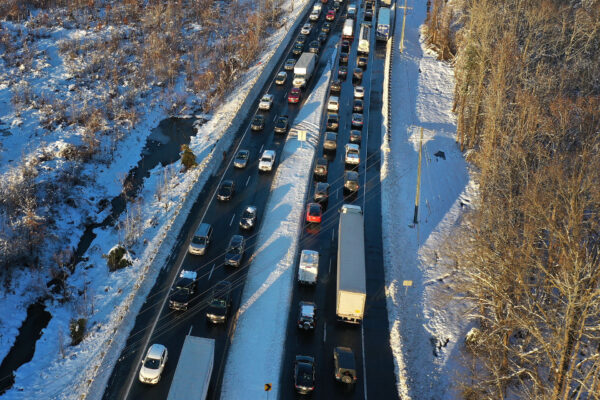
[298,250,319,285]
[188,223,213,255]
[327,96,340,112]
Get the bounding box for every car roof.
[316,181,329,189]
[346,143,360,150]
[308,203,321,212]
[244,205,257,213]
[300,301,315,315]
[147,343,166,359]
[345,170,359,178]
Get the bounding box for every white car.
[258,94,274,110]
[354,85,364,99]
[345,143,360,165]
[309,10,320,21]
[258,150,276,172]
[301,23,312,35]
[139,344,168,384]
[327,96,340,112]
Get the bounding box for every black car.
[251,114,265,131]
[169,270,198,311]
[330,79,342,94]
[353,99,364,113]
[353,67,363,81]
[298,301,316,330]
[224,235,245,267]
[323,131,338,151]
[314,157,328,179]
[292,42,304,55]
[344,170,360,193]
[217,180,235,201]
[326,113,339,131]
[239,205,258,230]
[294,355,316,394]
[308,40,320,54]
[357,56,368,69]
[333,347,358,385]
[339,51,349,65]
[274,115,289,134]
[365,3,373,20]
[350,129,362,144]
[321,22,331,33]
[338,65,348,81]
[341,40,350,53]
[333,0,341,10]
[297,34,307,45]
[284,58,296,70]
[351,113,364,128]
[206,280,232,323]
[318,31,328,44]
[314,182,330,203]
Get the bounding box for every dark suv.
[169,270,198,311]
[224,235,245,267]
[326,113,339,131]
[297,301,316,330]
[313,157,328,179]
[294,355,316,394]
[206,281,232,323]
[333,347,358,385]
[344,170,360,193]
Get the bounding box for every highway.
[278,1,397,398]
[101,4,348,400]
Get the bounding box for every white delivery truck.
[336,204,366,323]
[342,19,355,41]
[167,335,215,400]
[298,249,319,285]
[293,52,317,88]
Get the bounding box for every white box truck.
[342,18,354,41]
[298,249,319,285]
[167,335,215,400]
[336,204,366,323]
[293,52,317,88]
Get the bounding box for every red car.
[288,87,302,104]
[326,10,336,21]
[321,0,328,3]
[306,203,323,223]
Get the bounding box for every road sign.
[264,383,272,391]
[297,129,307,142]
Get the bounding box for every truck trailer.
[167,335,215,400]
[336,204,366,323]
[293,52,317,88]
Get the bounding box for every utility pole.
[398,0,412,53]
[413,127,423,224]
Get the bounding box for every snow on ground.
[0,1,311,398]
[381,4,474,400]
[221,49,335,400]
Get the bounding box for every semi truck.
[336,204,366,323]
[167,335,215,400]
[377,7,392,41]
[293,52,317,88]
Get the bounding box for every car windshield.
[310,205,320,214]
[210,298,227,308]
[175,283,192,292]
[242,210,255,219]
[192,236,206,245]
[228,245,243,255]
[143,357,160,369]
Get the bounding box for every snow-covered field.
[381,4,474,399]
[0,1,310,398]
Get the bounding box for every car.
[365,3,373,20]
[333,347,358,385]
[341,40,350,53]
[139,344,168,384]
[357,56,368,69]
[233,149,250,168]
[330,79,342,94]
[224,235,245,267]
[344,170,360,193]
[284,58,296,70]
[351,112,364,128]
[296,34,307,45]
[321,22,331,33]
[217,179,235,201]
[321,0,328,3]
[353,67,363,81]
[345,143,360,165]
[347,3,357,19]
[292,42,304,55]
[258,149,276,172]
[275,71,287,85]
[294,355,316,394]
[327,95,340,112]
[354,85,364,98]
[188,223,212,255]
[350,129,362,143]
[251,114,265,131]
[326,113,339,131]
[206,280,232,323]
[274,115,289,134]
[314,181,330,203]
[353,99,364,113]
[309,10,320,21]
[323,131,338,151]
[338,65,348,80]
[298,301,317,330]
[169,270,198,311]
[306,202,323,223]
[301,23,312,35]
[313,157,328,179]
[288,87,302,103]
[239,205,258,230]
[318,31,328,44]
[339,51,349,65]
[258,93,274,110]
[326,9,336,20]
[308,40,320,54]
[333,0,341,10]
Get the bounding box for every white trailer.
[336,205,366,323]
[293,52,317,88]
[167,336,215,400]
[342,19,355,41]
[298,249,319,285]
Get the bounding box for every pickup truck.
[258,150,276,172]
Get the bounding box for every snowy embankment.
[221,51,334,400]
[381,6,475,400]
[0,1,312,399]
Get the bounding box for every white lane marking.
[329,258,332,275]
[229,213,236,227]
[259,144,264,153]
[246,176,251,186]
[188,325,193,335]
[208,264,215,281]
[273,114,277,122]
[331,229,335,242]
[323,323,327,343]
[362,323,368,399]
